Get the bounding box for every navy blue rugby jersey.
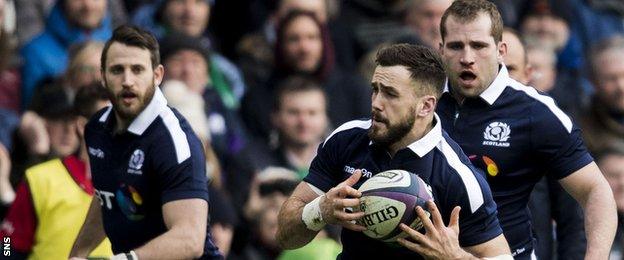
[437,65,593,257]
[84,88,222,259]
[303,114,502,259]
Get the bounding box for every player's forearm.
[276,197,319,249]
[581,179,617,259]
[70,198,106,257]
[134,224,206,259]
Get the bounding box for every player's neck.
[388,115,434,156]
[113,112,132,134]
[448,83,467,105]
[451,90,466,105]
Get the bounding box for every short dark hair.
[375,44,446,97]
[272,75,327,112]
[30,79,75,121]
[74,82,110,118]
[101,25,160,72]
[440,0,504,43]
[160,32,211,64]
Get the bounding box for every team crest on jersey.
[127,149,144,175]
[483,122,511,147]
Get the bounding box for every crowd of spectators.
[0,0,621,259]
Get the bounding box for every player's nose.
[121,70,135,87]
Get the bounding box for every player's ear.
[525,63,533,84]
[154,64,165,86]
[418,95,437,117]
[497,41,508,64]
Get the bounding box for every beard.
[368,107,416,147]
[105,78,156,121]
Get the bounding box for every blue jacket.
[20,3,112,110]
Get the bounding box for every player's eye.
[109,66,123,74]
[447,43,463,50]
[472,42,488,50]
[131,66,145,74]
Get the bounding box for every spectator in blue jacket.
[20,0,112,110]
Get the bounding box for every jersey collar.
[368,113,442,157]
[127,87,167,135]
[98,87,168,135]
[443,64,509,105]
[406,113,443,157]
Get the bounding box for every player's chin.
[117,106,141,119]
[369,130,387,143]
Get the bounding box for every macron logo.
[88,147,105,159]
[344,165,373,178]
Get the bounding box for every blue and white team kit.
[437,65,593,259]
[304,115,503,259]
[85,88,222,259]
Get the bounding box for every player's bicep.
[162,198,208,231]
[464,234,511,257]
[558,162,603,204]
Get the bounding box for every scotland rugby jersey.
[84,88,222,259]
[437,65,593,258]
[303,114,503,259]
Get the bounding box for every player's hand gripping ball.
[355,170,433,242]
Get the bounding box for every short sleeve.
[303,136,343,192]
[531,107,593,179]
[152,131,209,204]
[443,166,503,247]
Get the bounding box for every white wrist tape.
[302,196,326,231]
[110,250,138,260]
[484,254,514,260]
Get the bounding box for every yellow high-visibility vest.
[26,158,112,260]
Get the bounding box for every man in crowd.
[403,0,453,48]
[581,35,624,153]
[256,76,329,179]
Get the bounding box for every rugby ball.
[355,169,433,242]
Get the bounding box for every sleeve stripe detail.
[159,108,191,164]
[508,80,573,133]
[307,183,325,196]
[323,120,371,147]
[438,140,484,213]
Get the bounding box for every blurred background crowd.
[0,0,622,259]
